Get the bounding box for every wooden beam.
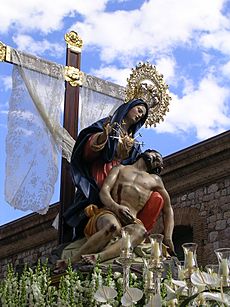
[0,41,125,98]
[58,43,82,243]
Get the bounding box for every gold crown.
[125,62,172,127]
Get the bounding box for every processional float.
[2,32,229,307]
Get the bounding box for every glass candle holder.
[146,234,164,300]
[182,242,198,270]
[182,242,198,298]
[119,228,134,294]
[149,234,164,265]
[214,248,230,287]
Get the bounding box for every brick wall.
[172,177,230,266]
[154,131,230,267]
[0,204,59,278]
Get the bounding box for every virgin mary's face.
[126,105,147,124]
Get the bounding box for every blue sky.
[0,0,230,225]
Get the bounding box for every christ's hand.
[117,205,135,225]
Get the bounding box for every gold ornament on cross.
[64,31,83,53]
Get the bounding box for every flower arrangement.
[0,238,229,306]
[0,259,229,307]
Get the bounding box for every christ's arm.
[154,179,175,253]
[99,166,121,213]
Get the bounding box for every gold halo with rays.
[125,62,172,127]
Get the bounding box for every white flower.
[121,287,143,306]
[117,277,123,285]
[191,271,220,287]
[171,279,187,288]
[165,281,187,301]
[94,286,117,303]
[131,273,137,281]
[75,279,84,291]
[32,283,41,299]
[65,279,71,287]
[113,272,121,279]
[202,292,230,305]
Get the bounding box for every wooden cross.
[58,31,82,243]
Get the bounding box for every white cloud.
[221,60,230,78]
[1,0,229,66]
[91,56,176,86]
[156,74,230,139]
[0,0,108,34]
[0,76,12,91]
[155,57,176,84]
[12,34,65,57]
[0,75,11,122]
[73,0,228,63]
[87,48,177,90]
[90,65,131,86]
[200,30,230,55]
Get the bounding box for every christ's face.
[143,151,163,174]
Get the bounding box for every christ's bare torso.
[111,165,163,217]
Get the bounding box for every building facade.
[0,131,229,278]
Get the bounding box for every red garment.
[84,135,120,189]
[84,136,164,231]
[91,160,120,189]
[137,191,164,232]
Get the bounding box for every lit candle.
[151,240,161,261]
[187,251,194,269]
[125,234,131,250]
[121,230,131,251]
[221,259,229,277]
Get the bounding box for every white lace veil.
[5,51,124,214]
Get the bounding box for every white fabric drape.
[5,65,66,214]
[79,86,123,129]
[5,61,123,214]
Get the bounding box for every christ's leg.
[72,213,121,264]
[82,223,146,264]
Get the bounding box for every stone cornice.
[162,131,230,195]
